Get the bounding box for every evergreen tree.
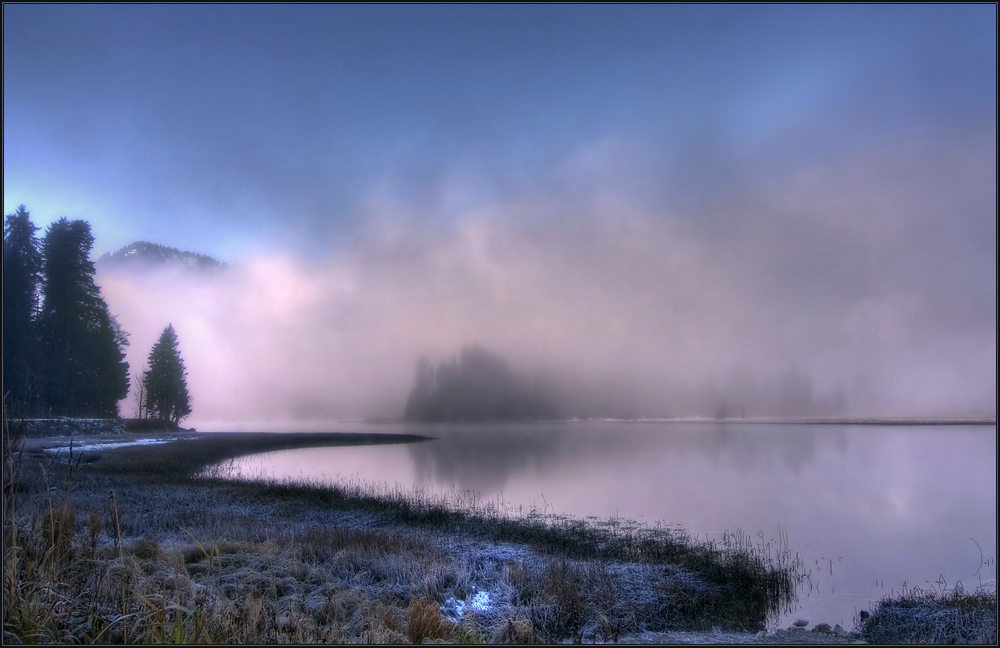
[37,218,129,416]
[143,325,191,424]
[3,206,41,415]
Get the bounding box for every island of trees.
[404,344,561,422]
[3,205,191,424]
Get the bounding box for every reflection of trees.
[406,423,569,493]
[405,421,846,493]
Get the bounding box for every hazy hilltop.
[97,241,223,273]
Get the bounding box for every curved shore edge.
[7,423,995,644]
[27,430,433,477]
[8,425,803,641]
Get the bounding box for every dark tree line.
[3,206,129,417]
[3,206,40,415]
[404,345,561,422]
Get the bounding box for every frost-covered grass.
[44,438,171,455]
[858,586,997,645]
[195,470,803,630]
[5,417,803,643]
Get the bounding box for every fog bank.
[97,135,996,422]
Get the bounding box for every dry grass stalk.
[41,504,76,562]
[405,596,456,644]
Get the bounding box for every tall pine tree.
[3,206,41,416]
[143,325,191,424]
[37,218,129,416]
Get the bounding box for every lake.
[203,420,997,629]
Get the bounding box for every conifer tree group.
[35,217,131,416]
[404,345,561,422]
[2,205,192,423]
[2,206,41,415]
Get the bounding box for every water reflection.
[404,422,852,491]
[217,422,997,628]
[407,423,569,494]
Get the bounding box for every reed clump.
[857,585,997,645]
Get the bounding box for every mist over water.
[97,133,996,423]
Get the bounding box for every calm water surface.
[206,421,997,629]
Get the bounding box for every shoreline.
[5,427,828,643]
[7,424,994,643]
[17,415,995,456]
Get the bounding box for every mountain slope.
[97,241,223,272]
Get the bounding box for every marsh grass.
[5,416,804,644]
[858,585,997,644]
[197,467,802,631]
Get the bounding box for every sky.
[4,5,996,421]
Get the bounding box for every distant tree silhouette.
[37,218,129,416]
[133,364,149,419]
[3,206,41,415]
[143,325,191,424]
[405,345,561,422]
[405,356,434,418]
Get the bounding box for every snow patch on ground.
[45,438,171,454]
